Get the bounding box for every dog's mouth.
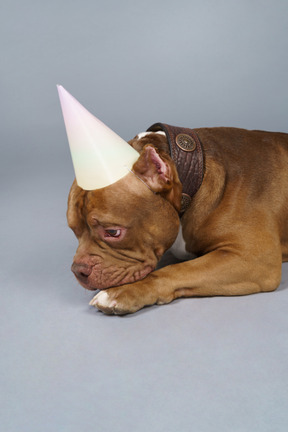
[71,262,155,290]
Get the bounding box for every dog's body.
[67,125,288,314]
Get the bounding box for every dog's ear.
[67,180,87,237]
[132,145,182,212]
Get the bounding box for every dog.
[67,123,288,315]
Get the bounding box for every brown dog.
[67,123,288,314]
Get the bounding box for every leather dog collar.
[147,123,204,214]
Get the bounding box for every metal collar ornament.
[57,85,139,190]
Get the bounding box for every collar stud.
[176,133,196,152]
[180,193,192,214]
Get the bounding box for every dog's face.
[67,147,181,290]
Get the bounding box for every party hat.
[57,85,139,190]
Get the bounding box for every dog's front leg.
[89,248,282,315]
[89,272,167,315]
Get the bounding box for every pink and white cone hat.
[57,85,139,190]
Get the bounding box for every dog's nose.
[71,262,92,283]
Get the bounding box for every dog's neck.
[147,123,204,214]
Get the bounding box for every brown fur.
[67,127,288,314]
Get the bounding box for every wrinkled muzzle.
[71,255,155,290]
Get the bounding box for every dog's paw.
[89,286,145,315]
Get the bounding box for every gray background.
[1,0,288,431]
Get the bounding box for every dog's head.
[67,139,182,290]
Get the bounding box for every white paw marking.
[90,290,111,308]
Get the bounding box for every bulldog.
[67,123,288,315]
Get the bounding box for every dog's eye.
[104,229,121,238]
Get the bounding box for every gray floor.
[1,1,288,431]
[1,136,288,432]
